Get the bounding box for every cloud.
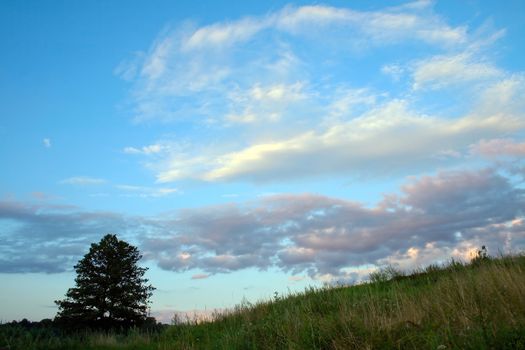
[115,2,525,184]
[178,2,465,52]
[0,200,139,273]
[157,100,523,182]
[2,168,524,277]
[113,52,143,81]
[43,138,51,148]
[471,138,525,158]
[225,82,308,124]
[412,53,502,90]
[116,185,178,197]
[191,273,210,280]
[326,88,377,121]
[474,75,525,116]
[274,3,466,47]
[144,168,525,280]
[60,176,107,185]
[181,17,267,51]
[119,2,469,123]
[123,144,164,155]
[381,64,405,81]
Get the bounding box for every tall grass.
[2,254,525,349]
[162,254,525,349]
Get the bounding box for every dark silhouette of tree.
[55,234,155,329]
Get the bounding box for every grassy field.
[2,254,525,349]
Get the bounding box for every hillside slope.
[2,254,525,349]
[167,254,525,349]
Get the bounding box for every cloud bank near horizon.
[2,167,523,282]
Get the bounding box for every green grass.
[2,254,525,349]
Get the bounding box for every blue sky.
[1,0,525,323]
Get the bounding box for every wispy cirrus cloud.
[60,176,107,186]
[123,144,164,155]
[274,2,466,47]
[116,184,178,197]
[225,82,308,124]
[117,1,525,186]
[120,1,468,123]
[179,1,466,52]
[411,52,502,90]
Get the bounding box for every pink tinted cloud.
[471,138,525,157]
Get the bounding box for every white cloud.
[225,113,259,124]
[119,3,470,123]
[249,82,305,102]
[381,64,405,81]
[326,88,377,121]
[157,100,523,183]
[182,17,267,51]
[141,35,175,80]
[60,176,106,185]
[475,75,525,116]
[412,53,502,90]
[176,2,466,54]
[225,82,307,124]
[113,52,144,81]
[43,138,51,148]
[274,3,466,46]
[116,184,178,197]
[117,2,524,188]
[124,144,164,155]
[275,5,354,30]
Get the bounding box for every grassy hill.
[2,253,525,349]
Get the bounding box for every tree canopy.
[55,234,155,329]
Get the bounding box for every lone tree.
[55,234,155,329]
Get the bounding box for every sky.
[1,0,524,323]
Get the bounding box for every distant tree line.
[0,316,163,332]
